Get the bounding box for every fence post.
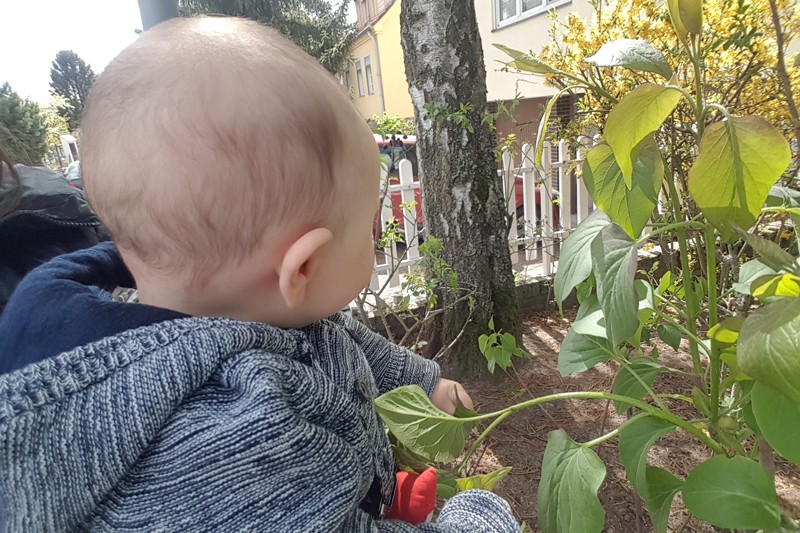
[398,159,420,262]
[558,140,572,232]
[576,136,591,225]
[541,141,554,276]
[521,143,538,262]
[501,148,519,264]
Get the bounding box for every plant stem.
[640,218,704,242]
[457,411,513,475]
[470,391,724,454]
[691,35,705,141]
[617,358,670,412]
[667,176,704,379]
[581,412,649,448]
[705,227,721,426]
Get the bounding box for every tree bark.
[400,0,519,378]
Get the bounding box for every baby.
[0,17,519,531]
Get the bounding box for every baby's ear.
[277,228,334,309]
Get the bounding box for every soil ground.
[449,307,800,532]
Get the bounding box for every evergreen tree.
[179,0,354,74]
[49,50,96,130]
[0,83,47,166]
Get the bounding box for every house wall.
[372,0,413,119]
[348,0,414,122]
[346,0,594,125]
[476,0,594,102]
[348,32,384,119]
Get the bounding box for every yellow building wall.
[372,0,414,119]
[347,0,414,122]
[348,33,384,119]
[349,0,594,120]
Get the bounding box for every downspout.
[137,0,178,30]
[366,27,386,114]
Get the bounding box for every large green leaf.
[767,185,800,208]
[554,210,611,307]
[667,0,703,37]
[605,83,681,186]
[454,467,513,492]
[752,382,800,466]
[582,140,663,238]
[534,87,581,172]
[682,456,780,530]
[767,185,800,240]
[688,116,792,239]
[643,467,683,533]
[493,44,557,74]
[591,224,640,346]
[751,272,800,300]
[585,39,673,80]
[707,316,744,344]
[656,323,682,350]
[732,258,776,295]
[612,358,665,412]
[678,0,702,33]
[619,416,676,495]
[374,385,473,462]
[618,417,682,533]
[558,328,615,376]
[537,430,606,533]
[738,297,800,404]
[736,228,800,275]
[572,295,606,338]
[667,0,689,39]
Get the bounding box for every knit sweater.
[0,245,520,532]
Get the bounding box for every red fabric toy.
[386,468,438,524]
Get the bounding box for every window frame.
[364,55,375,95]
[355,58,365,97]
[344,69,352,93]
[494,0,571,29]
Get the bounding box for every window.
[364,55,375,95]
[344,69,352,93]
[495,0,569,27]
[355,59,365,97]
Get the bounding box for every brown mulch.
[453,308,800,532]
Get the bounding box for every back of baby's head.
[82,17,355,283]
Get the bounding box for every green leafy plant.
[478,317,526,374]
[372,112,415,136]
[423,102,476,133]
[376,1,800,530]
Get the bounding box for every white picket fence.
[370,137,596,291]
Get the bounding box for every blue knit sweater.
[0,245,520,532]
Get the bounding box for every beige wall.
[348,0,414,121]
[348,32,384,119]
[347,0,596,120]
[373,0,413,118]
[477,0,594,102]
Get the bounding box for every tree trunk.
[400,0,519,378]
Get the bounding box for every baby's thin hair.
[81,17,350,285]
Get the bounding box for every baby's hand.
[430,378,474,415]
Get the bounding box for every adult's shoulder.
[2,164,97,224]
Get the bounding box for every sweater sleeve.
[332,312,441,396]
[85,353,517,532]
[349,490,522,532]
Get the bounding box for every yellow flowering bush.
[538,0,799,146]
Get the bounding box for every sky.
[1,1,355,105]
[1,1,143,103]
